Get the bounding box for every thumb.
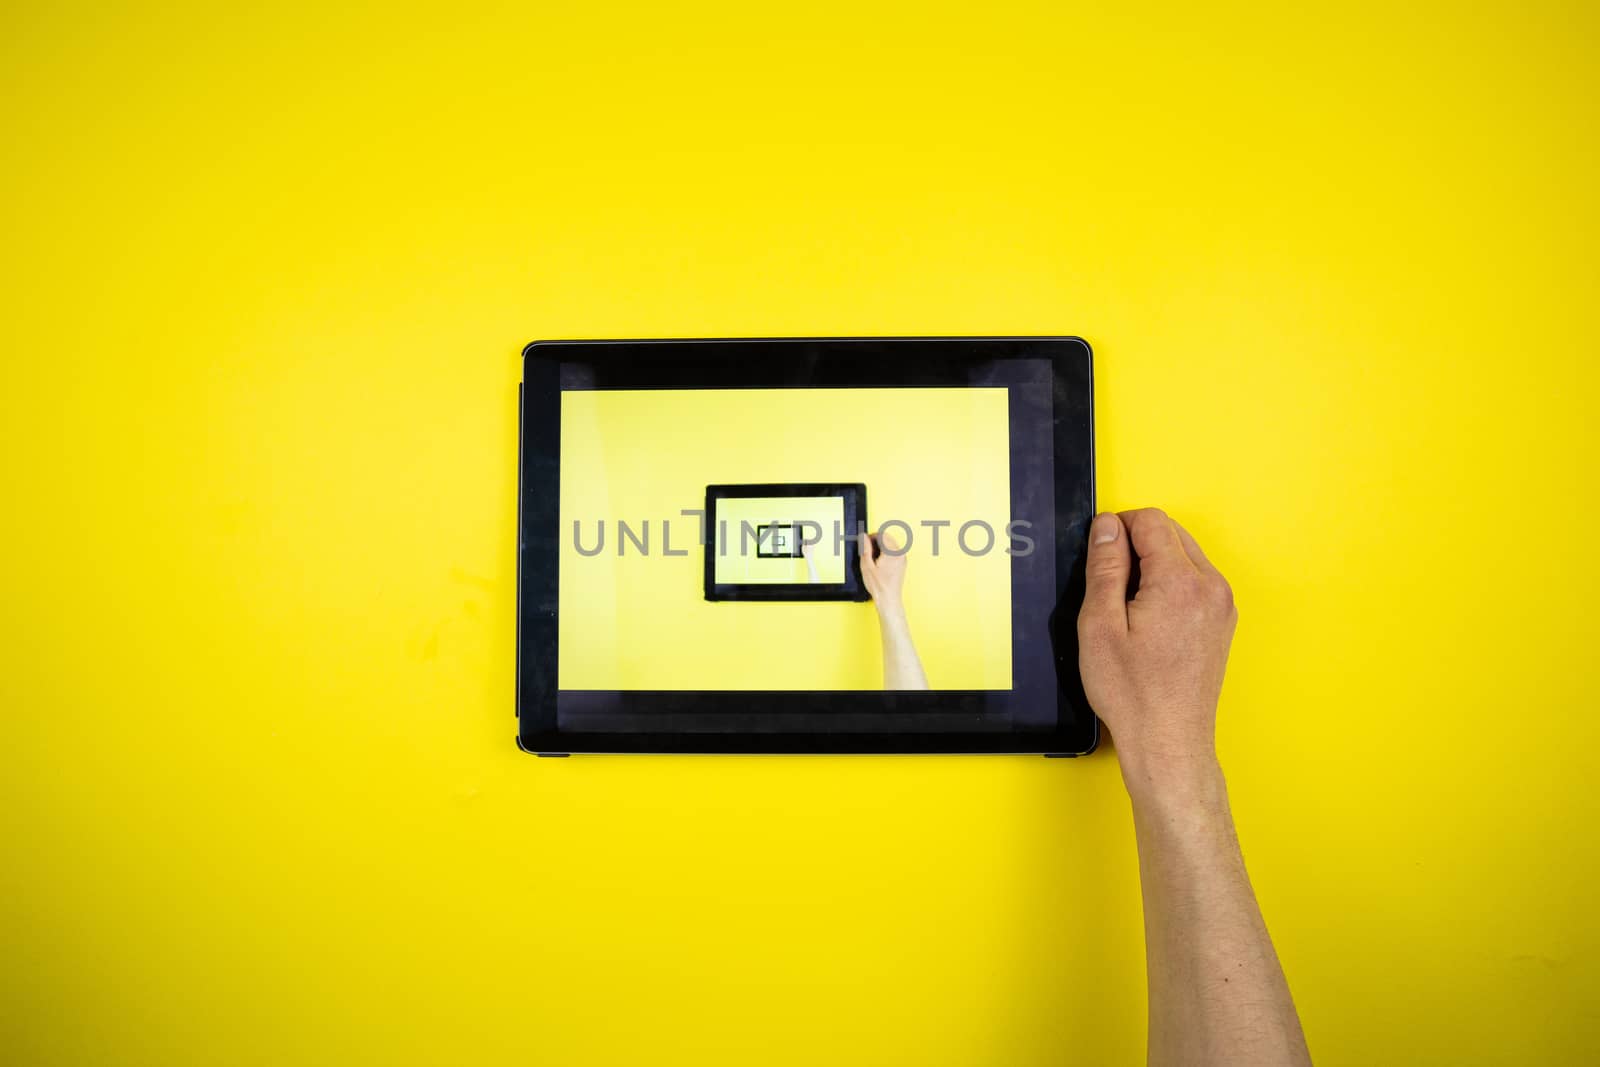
[1080,512,1131,634]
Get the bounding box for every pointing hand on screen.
[859,529,928,691]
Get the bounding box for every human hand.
[860,528,928,689]
[1076,509,1237,801]
[858,529,908,611]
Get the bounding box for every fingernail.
[1093,513,1119,544]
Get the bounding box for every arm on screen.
[859,530,929,691]
[800,539,822,583]
[1077,509,1310,1067]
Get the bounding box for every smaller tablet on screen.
[704,483,869,602]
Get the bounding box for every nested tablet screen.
[710,495,847,585]
[559,387,1015,691]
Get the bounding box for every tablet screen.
[561,387,1013,688]
[712,495,846,585]
[519,338,1096,754]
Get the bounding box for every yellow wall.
[559,388,1012,690]
[2,2,1596,1064]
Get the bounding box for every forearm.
[1127,757,1310,1067]
[875,601,928,690]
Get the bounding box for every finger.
[878,527,903,554]
[1119,508,1196,580]
[1079,512,1131,633]
[1170,519,1220,577]
[858,533,877,576]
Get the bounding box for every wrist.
[874,596,907,626]
[1117,744,1227,817]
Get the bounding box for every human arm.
[800,538,822,583]
[858,529,929,690]
[1077,508,1310,1067]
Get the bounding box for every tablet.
[703,483,869,602]
[517,337,1097,755]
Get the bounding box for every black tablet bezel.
[516,337,1098,756]
[704,482,870,602]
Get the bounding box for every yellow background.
[2,2,1596,1064]
[559,388,1012,690]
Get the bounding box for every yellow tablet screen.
[558,387,1013,691]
